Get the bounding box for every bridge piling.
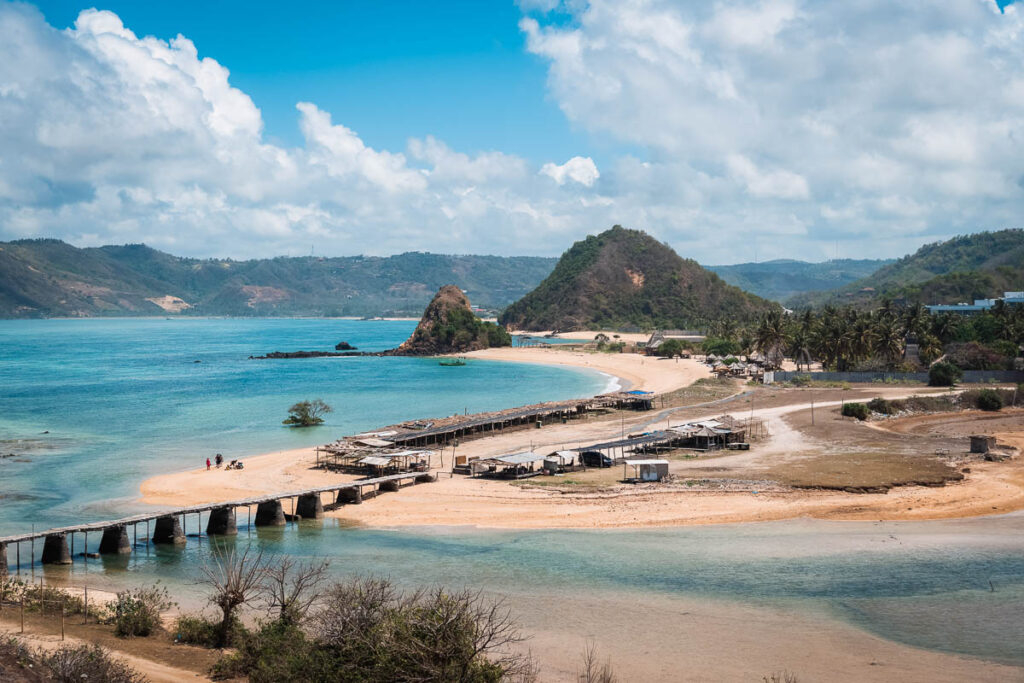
[41,534,71,565]
[295,493,324,520]
[0,542,7,576]
[255,500,286,526]
[99,525,131,555]
[152,516,186,545]
[206,507,237,536]
[379,480,400,493]
[340,487,362,504]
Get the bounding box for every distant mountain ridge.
[0,239,557,318]
[499,226,778,331]
[707,258,892,303]
[787,229,1024,309]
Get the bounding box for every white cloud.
[0,5,603,258]
[726,154,809,200]
[520,0,1024,260]
[3,2,1024,264]
[540,156,600,186]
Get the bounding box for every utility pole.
[811,394,815,426]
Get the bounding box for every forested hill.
[787,229,1024,309]
[707,258,891,303]
[0,239,557,318]
[498,226,777,331]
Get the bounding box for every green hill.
[499,226,777,331]
[0,239,557,318]
[787,229,1024,309]
[707,258,891,302]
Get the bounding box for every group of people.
[205,453,244,470]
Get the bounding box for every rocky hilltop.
[388,285,511,356]
[500,226,777,331]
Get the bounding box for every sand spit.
[139,348,1024,529]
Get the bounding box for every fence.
[768,370,1024,384]
[0,577,97,639]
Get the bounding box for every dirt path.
[0,619,212,682]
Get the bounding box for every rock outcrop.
[388,285,511,356]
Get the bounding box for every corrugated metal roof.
[355,438,393,448]
[359,456,392,466]
[625,459,669,466]
[488,451,544,465]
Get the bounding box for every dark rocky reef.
[251,350,356,359]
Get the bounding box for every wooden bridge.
[0,471,433,574]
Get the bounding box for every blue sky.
[4,0,1024,262]
[30,1,614,163]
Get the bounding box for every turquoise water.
[0,318,609,534]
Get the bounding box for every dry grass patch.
[766,452,962,493]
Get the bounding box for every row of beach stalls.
[316,435,434,477]
[314,391,658,479]
[469,415,748,480]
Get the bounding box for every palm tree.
[874,317,904,368]
[901,302,929,339]
[754,310,790,369]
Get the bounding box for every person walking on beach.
[206,457,211,470]
[215,453,223,468]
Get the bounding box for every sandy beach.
[465,345,712,393]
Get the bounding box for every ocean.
[0,318,610,534]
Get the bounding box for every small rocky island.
[384,285,511,356]
[252,285,510,359]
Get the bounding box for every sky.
[1,0,1023,264]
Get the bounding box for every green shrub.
[976,389,1004,412]
[174,614,236,647]
[108,584,174,638]
[866,398,895,415]
[928,361,962,387]
[657,338,686,357]
[842,402,870,420]
[790,374,813,387]
[702,337,742,356]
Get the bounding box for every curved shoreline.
[138,351,710,508]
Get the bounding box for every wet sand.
[512,589,1022,683]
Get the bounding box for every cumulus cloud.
[521,0,1024,260]
[2,1,1024,263]
[0,4,601,257]
[540,156,600,186]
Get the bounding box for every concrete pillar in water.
[379,480,400,493]
[0,542,7,576]
[41,534,72,565]
[206,507,237,536]
[99,525,131,555]
[255,500,286,526]
[151,516,186,545]
[295,493,323,520]
[341,487,362,504]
